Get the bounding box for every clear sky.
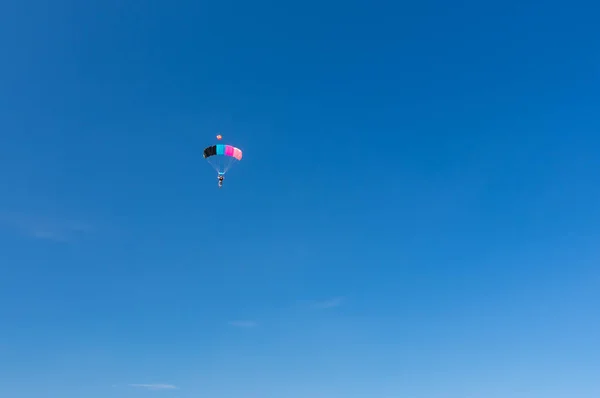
[1,1,599,397]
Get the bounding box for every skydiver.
[218,174,224,188]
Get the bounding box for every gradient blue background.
[1,0,599,397]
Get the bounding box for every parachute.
[203,142,243,185]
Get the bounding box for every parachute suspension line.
[222,156,235,174]
[207,154,236,175]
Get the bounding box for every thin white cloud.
[312,297,344,309]
[0,211,91,242]
[129,384,178,390]
[228,320,258,328]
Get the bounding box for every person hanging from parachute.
[203,134,243,188]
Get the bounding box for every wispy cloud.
[129,384,178,390]
[312,297,344,309]
[0,211,91,242]
[228,320,258,328]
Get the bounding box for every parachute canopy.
[203,144,243,175]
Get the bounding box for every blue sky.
[1,0,599,397]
